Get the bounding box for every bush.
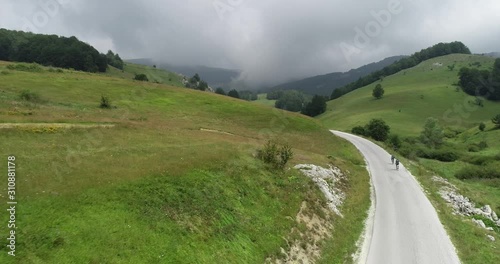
[455,165,500,180]
[7,63,43,72]
[467,141,488,152]
[462,153,499,166]
[417,147,459,162]
[351,126,367,136]
[420,117,444,148]
[388,134,402,150]
[479,122,486,131]
[468,145,480,153]
[492,114,500,128]
[366,119,390,141]
[99,96,111,109]
[134,73,149,82]
[215,88,226,95]
[19,90,41,102]
[257,140,294,169]
[372,84,384,99]
[399,142,419,160]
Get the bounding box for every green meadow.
[0,61,369,263]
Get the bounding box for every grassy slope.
[252,93,277,107]
[319,54,500,263]
[0,62,369,263]
[104,62,185,87]
[320,54,499,136]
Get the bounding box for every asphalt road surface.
[331,130,461,264]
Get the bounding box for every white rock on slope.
[294,164,346,217]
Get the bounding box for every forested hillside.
[0,29,121,73]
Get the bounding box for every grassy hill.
[0,61,369,263]
[126,58,240,88]
[104,62,185,87]
[319,53,500,263]
[320,54,499,135]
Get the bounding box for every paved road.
[331,130,461,264]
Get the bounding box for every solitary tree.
[492,114,500,128]
[366,119,390,141]
[479,122,486,131]
[420,117,444,148]
[373,84,385,99]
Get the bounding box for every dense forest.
[0,28,123,72]
[458,58,500,101]
[331,41,471,99]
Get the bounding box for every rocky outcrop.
[269,164,347,264]
[294,164,346,217]
[433,176,499,241]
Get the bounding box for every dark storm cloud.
[1,0,500,86]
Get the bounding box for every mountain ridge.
[266,55,407,96]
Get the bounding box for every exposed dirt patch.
[268,164,347,264]
[269,201,333,264]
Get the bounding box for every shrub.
[399,142,419,160]
[455,165,500,180]
[366,119,390,141]
[19,90,41,102]
[492,114,500,128]
[372,84,384,99]
[388,134,402,150]
[468,145,480,153]
[462,153,499,166]
[134,73,149,81]
[7,63,43,72]
[478,141,488,150]
[479,122,486,131]
[351,126,367,136]
[417,147,459,162]
[215,88,226,95]
[420,117,444,148]
[99,96,111,109]
[468,141,488,153]
[257,140,294,169]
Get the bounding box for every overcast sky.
[1,0,499,86]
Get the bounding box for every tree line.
[267,90,327,117]
[458,58,500,101]
[0,29,123,73]
[331,41,471,100]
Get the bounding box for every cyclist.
[395,159,400,170]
